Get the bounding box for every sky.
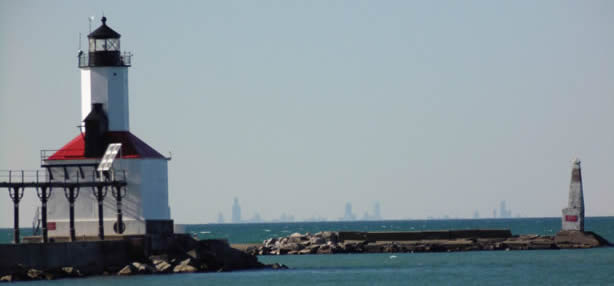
[1,0,614,227]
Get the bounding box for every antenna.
[88,16,95,32]
[78,32,81,51]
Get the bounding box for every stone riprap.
[0,235,286,282]
[246,230,611,256]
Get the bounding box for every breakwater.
[245,229,611,255]
[0,233,282,282]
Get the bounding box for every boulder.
[61,267,82,277]
[310,236,325,245]
[0,275,12,282]
[117,265,134,276]
[270,263,288,270]
[320,231,338,244]
[288,233,309,244]
[173,258,199,273]
[280,242,304,252]
[173,264,198,273]
[298,247,317,255]
[152,259,172,273]
[26,269,44,280]
[132,262,154,274]
[317,244,333,254]
[263,238,278,248]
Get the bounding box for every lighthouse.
[80,16,130,132]
[42,17,171,239]
[561,158,585,231]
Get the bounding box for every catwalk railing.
[0,169,128,244]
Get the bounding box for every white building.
[42,17,171,238]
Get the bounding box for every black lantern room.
[80,17,131,67]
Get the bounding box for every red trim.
[48,222,56,231]
[47,131,165,160]
[565,215,578,222]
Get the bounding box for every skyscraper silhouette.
[232,198,241,223]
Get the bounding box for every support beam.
[8,186,24,244]
[37,186,52,243]
[112,186,126,234]
[64,186,80,242]
[13,189,20,244]
[94,185,107,240]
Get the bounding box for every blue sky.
[1,0,614,226]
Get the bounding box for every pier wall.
[0,237,144,274]
[339,229,512,242]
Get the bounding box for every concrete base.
[554,230,611,248]
[0,237,145,275]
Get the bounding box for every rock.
[132,262,154,274]
[310,236,325,245]
[320,231,338,244]
[0,275,12,282]
[26,269,44,280]
[153,259,173,273]
[298,248,315,255]
[186,249,199,259]
[263,237,277,247]
[173,264,198,273]
[555,230,611,248]
[117,265,134,276]
[317,244,333,254]
[270,263,288,270]
[280,242,304,252]
[172,258,199,273]
[62,266,82,277]
[288,233,309,244]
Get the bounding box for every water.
[1,217,613,285]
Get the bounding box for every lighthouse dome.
[88,17,121,39]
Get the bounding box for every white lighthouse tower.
[80,16,130,132]
[42,17,171,239]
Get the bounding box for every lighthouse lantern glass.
[90,38,120,52]
[107,39,119,51]
[95,39,106,51]
[89,39,95,52]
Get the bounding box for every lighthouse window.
[89,39,96,52]
[106,39,120,51]
[95,39,106,51]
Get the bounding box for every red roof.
[47,131,165,160]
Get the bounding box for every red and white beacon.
[43,17,171,238]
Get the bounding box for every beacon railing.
[40,149,92,166]
[0,169,128,244]
[77,52,132,68]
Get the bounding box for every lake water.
[1,217,613,285]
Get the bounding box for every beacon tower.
[561,159,585,231]
[80,16,129,132]
[42,17,171,238]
